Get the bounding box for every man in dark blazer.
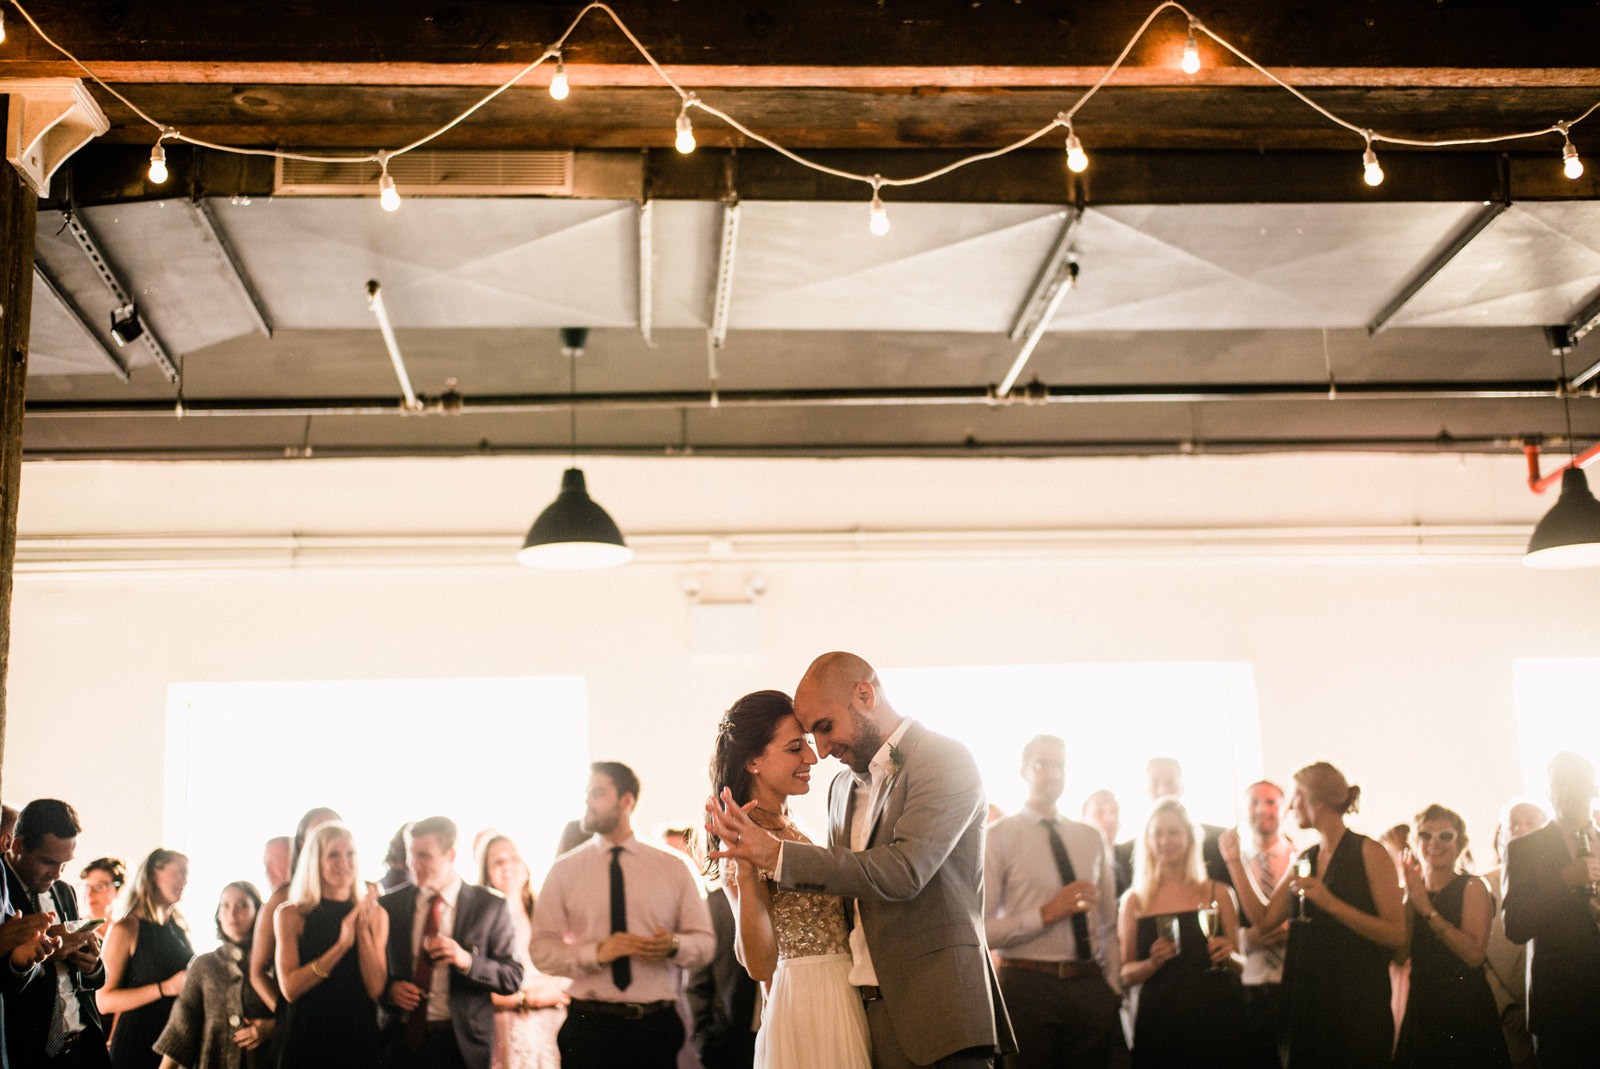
[1,799,109,1068]
[1503,750,1600,1069]
[0,802,56,1069]
[685,885,757,1069]
[710,651,1016,1068]
[381,815,523,1069]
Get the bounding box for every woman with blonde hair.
[1220,761,1406,1069]
[1394,804,1510,1069]
[1118,797,1245,1067]
[273,822,388,1068]
[478,834,568,1069]
[100,848,195,1069]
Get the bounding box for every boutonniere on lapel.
[888,744,905,778]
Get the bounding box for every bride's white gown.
[751,816,872,1069]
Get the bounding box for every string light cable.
[4,0,1596,209]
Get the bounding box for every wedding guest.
[1119,798,1243,1068]
[101,849,194,1069]
[1380,822,1412,1051]
[1220,762,1405,1069]
[1483,800,1546,1068]
[1238,781,1295,1069]
[378,815,523,1069]
[260,839,289,894]
[1117,759,1231,887]
[3,799,108,1068]
[154,881,274,1069]
[987,735,1122,1069]
[81,858,126,924]
[532,762,714,1069]
[379,825,414,894]
[1394,805,1509,1069]
[274,822,387,1068]
[1503,751,1600,1069]
[685,877,758,1069]
[478,834,568,1069]
[249,807,341,1014]
[1083,789,1130,897]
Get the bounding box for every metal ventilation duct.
[274,150,575,197]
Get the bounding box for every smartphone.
[67,917,106,933]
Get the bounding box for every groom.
[709,651,1014,1068]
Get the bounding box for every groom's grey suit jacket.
[778,720,1015,1065]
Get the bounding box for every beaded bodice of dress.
[751,809,852,960]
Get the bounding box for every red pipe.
[1526,441,1600,494]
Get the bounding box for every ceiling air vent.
[274,150,574,197]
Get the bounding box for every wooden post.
[0,96,40,801]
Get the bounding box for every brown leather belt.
[1001,957,1102,979]
[567,998,678,1020]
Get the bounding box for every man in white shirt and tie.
[381,815,523,1069]
[532,762,715,1069]
[1238,780,1295,1069]
[986,735,1122,1068]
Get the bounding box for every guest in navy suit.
[1503,751,1600,1069]
[2,799,109,1068]
[0,802,58,1069]
[381,816,524,1069]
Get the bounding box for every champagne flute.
[1292,855,1313,921]
[1197,901,1224,971]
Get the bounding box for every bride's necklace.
[751,805,794,832]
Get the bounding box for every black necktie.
[609,847,631,990]
[1043,820,1094,961]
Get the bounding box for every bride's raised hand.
[705,788,781,872]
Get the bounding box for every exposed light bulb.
[1563,140,1584,180]
[1065,133,1088,173]
[1362,145,1384,187]
[675,110,696,154]
[550,60,569,101]
[1181,27,1200,74]
[378,172,401,211]
[868,190,890,236]
[0,9,7,46]
[147,141,168,184]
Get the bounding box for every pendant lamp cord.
[569,349,578,466]
[1561,351,1576,465]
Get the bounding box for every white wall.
[6,452,1597,880]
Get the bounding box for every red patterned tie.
[406,892,443,1050]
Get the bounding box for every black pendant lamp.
[517,330,633,570]
[1525,466,1600,569]
[1524,356,1600,569]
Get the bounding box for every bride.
[706,690,871,1069]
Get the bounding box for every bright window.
[165,676,588,950]
[879,662,1262,838]
[1513,658,1600,799]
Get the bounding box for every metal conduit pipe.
[1524,440,1600,494]
[23,380,1568,420]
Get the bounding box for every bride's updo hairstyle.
[704,689,796,878]
[1294,761,1362,816]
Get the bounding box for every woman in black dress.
[273,821,388,1069]
[99,848,196,1069]
[1118,797,1246,1067]
[1221,762,1407,1069]
[1394,804,1511,1069]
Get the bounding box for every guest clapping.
[1220,762,1405,1069]
[273,823,387,1069]
[249,807,341,1015]
[1119,797,1244,1068]
[155,881,275,1069]
[101,849,195,1069]
[1393,806,1510,1069]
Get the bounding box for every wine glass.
[1198,901,1226,971]
[1162,914,1182,956]
[1292,855,1313,920]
